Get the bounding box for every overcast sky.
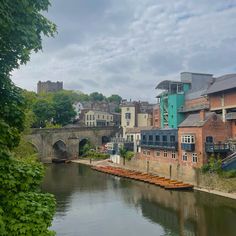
[12,0,236,102]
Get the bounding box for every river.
[41,163,236,236]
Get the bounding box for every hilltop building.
[37,80,63,94]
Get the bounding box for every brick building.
[205,74,236,138]
[178,111,231,168]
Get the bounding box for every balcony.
[181,143,195,152]
[205,143,230,153]
[141,141,178,150]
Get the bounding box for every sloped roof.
[178,112,219,127]
[205,74,236,95]
[155,80,183,90]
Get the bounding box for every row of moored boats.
[92,166,194,190]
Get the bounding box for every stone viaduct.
[26,126,120,163]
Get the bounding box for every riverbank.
[71,159,236,200]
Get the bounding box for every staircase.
[222,152,236,171]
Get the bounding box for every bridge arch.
[27,141,40,154]
[79,138,90,157]
[102,136,110,144]
[53,140,68,159]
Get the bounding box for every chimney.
[199,110,206,121]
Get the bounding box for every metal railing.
[141,141,178,150]
[205,143,230,153]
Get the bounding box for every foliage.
[12,139,38,160]
[0,151,55,235]
[89,92,106,101]
[79,140,94,156]
[52,92,76,126]
[107,94,122,104]
[119,147,134,160]
[201,156,236,179]
[125,151,134,161]
[220,170,236,178]
[201,157,222,174]
[0,0,56,75]
[119,147,134,165]
[84,150,110,160]
[0,78,25,150]
[0,0,57,235]
[32,99,56,128]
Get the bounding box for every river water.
[42,163,236,236]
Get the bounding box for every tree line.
[22,90,122,128]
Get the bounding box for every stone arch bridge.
[26,126,120,163]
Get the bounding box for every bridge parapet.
[26,126,121,163]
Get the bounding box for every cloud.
[12,0,236,102]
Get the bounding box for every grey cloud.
[12,0,236,102]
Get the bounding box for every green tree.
[0,0,56,75]
[0,0,56,235]
[107,94,122,104]
[89,92,106,101]
[32,99,56,127]
[52,93,76,125]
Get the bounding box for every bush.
[84,150,110,160]
[220,170,236,178]
[201,157,222,174]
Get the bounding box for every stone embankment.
[72,159,236,200]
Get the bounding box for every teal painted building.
[156,81,190,128]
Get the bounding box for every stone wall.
[119,157,236,192]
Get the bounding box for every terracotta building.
[178,111,231,168]
[205,74,236,138]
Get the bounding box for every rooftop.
[205,74,236,95]
[178,112,220,127]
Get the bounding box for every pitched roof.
[205,74,236,95]
[178,112,219,127]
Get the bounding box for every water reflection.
[42,164,236,236]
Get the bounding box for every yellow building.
[137,113,152,127]
[85,110,113,127]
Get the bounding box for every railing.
[205,143,231,153]
[181,143,195,152]
[141,141,178,150]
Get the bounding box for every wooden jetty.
[92,166,193,191]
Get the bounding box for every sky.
[12,0,236,102]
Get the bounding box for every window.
[171,151,176,159]
[177,84,183,93]
[149,135,153,141]
[164,150,168,157]
[156,151,160,157]
[182,152,187,161]
[142,135,146,140]
[181,135,195,144]
[206,136,213,143]
[192,153,198,162]
[93,115,95,120]
[162,135,167,142]
[170,135,175,142]
[130,135,134,142]
[143,150,146,155]
[147,150,150,155]
[125,113,131,119]
[155,135,160,142]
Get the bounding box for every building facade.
[85,110,113,127]
[156,80,190,128]
[37,81,63,94]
